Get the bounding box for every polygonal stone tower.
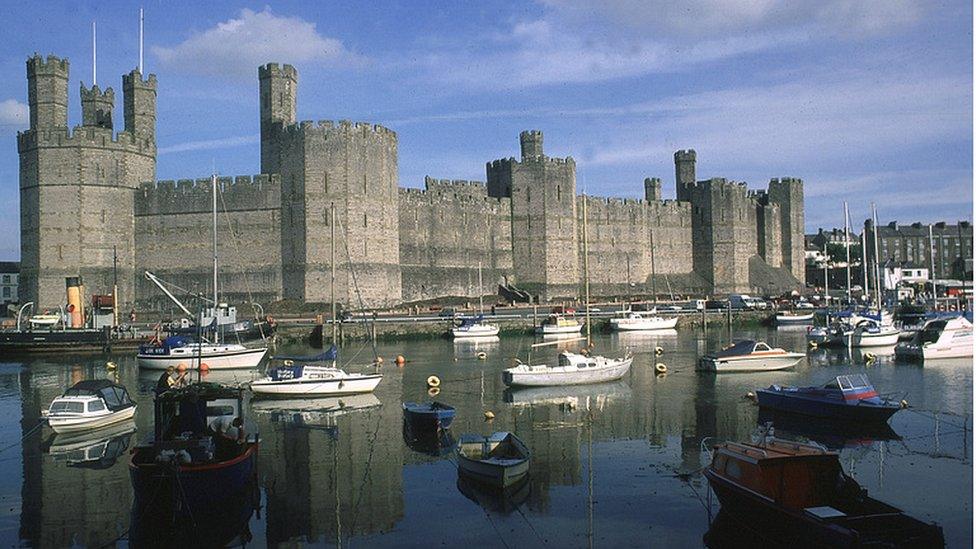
[674,149,696,202]
[259,63,297,175]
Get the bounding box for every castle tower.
[259,63,297,174]
[26,55,69,130]
[80,83,114,129]
[688,177,757,294]
[19,55,156,308]
[644,177,662,202]
[674,149,696,202]
[123,69,157,139]
[767,178,805,277]
[520,130,544,158]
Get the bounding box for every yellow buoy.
[426,375,441,388]
[476,352,488,360]
[745,391,757,401]
[864,352,876,364]
[105,361,117,371]
[654,346,664,356]
[428,387,441,397]
[284,359,294,366]
[900,399,909,409]
[654,363,667,374]
[484,410,495,421]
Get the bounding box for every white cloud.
[0,99,29,132]
[159,135,258,155]
[153,8,364,78]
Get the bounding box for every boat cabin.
[558,351,598,369]
[712,340,774,358]
[48,380,134,417]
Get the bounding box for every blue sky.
[0,1,972,260]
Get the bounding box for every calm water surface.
[1,326,971,547]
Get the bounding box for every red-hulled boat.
[704,438,943,548]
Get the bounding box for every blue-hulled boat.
[756,374,902,423]
[402,401,456,431]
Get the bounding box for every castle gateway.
[19,56,804,309]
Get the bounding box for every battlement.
[27,54,69,76]
[519,155,575,166]
[520,129,544,158]
[80,83,114,101]
[674,149,696,161]
[280,119,396,139]
[136,174,281,216]
[488,158,516,170]
[259,63,298,80]
[17,126,155,155]
[768,177,803,187]
[122,69,158,89]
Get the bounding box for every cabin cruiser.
[503,350,633,387]
[609,309,678,331]
[535,314,583,335]
[43,380,136,434]
[249,346,382,396]
[451,315,500,338]
[698,340,805,372]
[136,335,267,370]
[848,318,900,347]
[756,374,902,423]
[896,315,973,360]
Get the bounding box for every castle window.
[363,213,367,228]
[363,174,367,194]
[324,173,329,194]
[557,185,561,202]
[363,241,367,256]
[101,210,106,223]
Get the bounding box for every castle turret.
[520,130,544,159]
[259,63,297,174]
[26,54,69,130]
[123,69,157,139]
[644,177,662,202]
[80,83,114,129]
[674,149,696,201]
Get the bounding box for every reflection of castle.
[256,400,404,545]
[19,55,804,309]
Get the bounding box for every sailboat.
[137,175,268,370]
[452,262,500,338]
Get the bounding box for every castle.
[18,55,804,310]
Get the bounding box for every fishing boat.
[129,382,259,527]
[456,431,531,488]
[536,314,583,335]
[503,340,633,387]
[609,310,678,331]
[756,374,902,423]
[896,315,973,361]
[137,335,267,370]
[775,311,815,325]
[698,340,805,372]
[704,438,944,547]
[249,345,382,396]
[43,380,136,434]
[402,401,456,431]
[452,315,500,338]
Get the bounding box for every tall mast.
[823,241,829,305]
[139,8,144,73]
[478,261,484,315]
[928,223,937,306]
[861,231,868,302]
[91,21,97,86]
[582,195,591,346]
[331,202,337,345]
[844,201,851,305]
[212,174,218,341]
[650,230,658,305]
[871,203,882,309]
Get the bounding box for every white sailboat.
[452,262,500,338]
[609,308,678,331]
[138,175,267,370]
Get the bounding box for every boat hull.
[776,313,815,324]
[452,324,500,338]
[403,404,456,431]
[535,324,583,335]
[609,317,678,331]
[47,405,137,434]
[137,347,267,370]
[756,390,899,423]
[698,354,804,372]
[896,342,973,360]
[250,373,382,396]
[502,357,633,387]
[849,330,900,347]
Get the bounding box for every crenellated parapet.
[136,174,281,216]
[17,125,155,157]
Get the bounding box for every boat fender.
[654,363,667,374]
[105,361,117,371]
[863,352,876,364]
[900,399,909,409]
[395,355,406,365]
[284,359,294,366]
[745,391,757,402]
[200,362,210,372]
[177,363,187,373]
[484,410,495,421]
[428,387,440,397]
[426,375,441,388]
[476,352,487,360]
[808,341,818,349]
[654,346,664,356]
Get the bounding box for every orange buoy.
[176,363,187,373]
[200,362,210,372]
[395,355,406,365]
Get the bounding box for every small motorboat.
[503,349,633,387]
[452,315,500,338]
[44,380,136,434]
[756,374,902,423]
[535,314,583,335]
[136,335,267,370]
[896,315,973,361]
[456,431,531,488]
[848,319,900,347]
[704,438,944,547]
[403,401,456,431]
[609,310,678,332]
[775,311,815,325]
[697,340,805,372]
[249,346,382,396]
[28,313,61,328]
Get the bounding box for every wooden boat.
[130,382,258,527]
[137,335,267,370]
[402,401,456,431]
[609,310,678,331]
[503,349,633,387]
[249,346,382,396]
[756,374,902,423]
[896,315,973,360]
[43,380,136,434]
[697,340,805,372]
[704,438,944,547]
[536,314,583,335]
[28,314,61,327]
[775,311,815,325]
[456,431,531,488]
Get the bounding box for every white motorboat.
[249,346,382,396]
[503,348,633,387]
[697,340,805,372]
[535,314,583,335]
[896,316,973,361]
[848,319,900,347]
[28,314,61,328]
[456,431,531,488]
[775,311,815,325]
[137,336,267,370]
[609,310,678,331]
[43,380,137,434]
[452,316,500,338]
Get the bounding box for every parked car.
[705,299,729,310]
[438,307,458,317]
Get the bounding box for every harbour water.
[1,326,971,547]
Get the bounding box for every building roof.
[867,220,973,238]
[0,262,19,273]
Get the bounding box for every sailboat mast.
[928,223,937,307]
[650,229,657,305]
[823,241,829,305]
[861,231,868,301]
[871,203,882,309]
[582,195,591,345]
[212,174,218,341]
[478,261,484,314]
[331,202,337,345]
[844,201,851,305]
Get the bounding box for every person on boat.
[155,366,177,395]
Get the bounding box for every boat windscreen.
[457,315,485,327]
[918,321,947,345]
[714,340,757,358]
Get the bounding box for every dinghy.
[456,431,531,488]
[402,401,456,431]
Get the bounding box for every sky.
[0,1,972,260]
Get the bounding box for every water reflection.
[45,420,136,469]
[456,473,531,515]
[757,409,901,450]
[402,420,456,457]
